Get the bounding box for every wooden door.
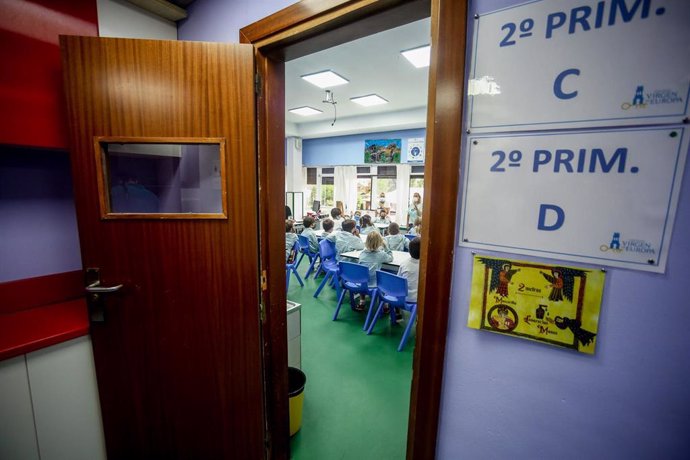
[60,36,264,459]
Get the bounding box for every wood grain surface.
[61,36,265,458]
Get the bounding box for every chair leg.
[363,290,378,331]
[398,307,417,352]
[293,266,304,287]
[305,255,318,279]
[313,271,332,298]
[366,300,385,335]
[296,252,306,269]
[334,273,342,300]
[333,287,348,321]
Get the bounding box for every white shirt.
[397,257,420,302]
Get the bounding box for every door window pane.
[100,141,225,217]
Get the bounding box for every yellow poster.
[468,255,605,354]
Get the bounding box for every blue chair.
[313,239,341,299]
[296,235,320,279]
[334,261,378,329]
[404,234,417,242]
[366,271,418,352]
[286,241,304,291]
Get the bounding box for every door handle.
[84,268,123,323]
[86,281,123,294]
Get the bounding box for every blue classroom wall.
[302,128,426,166]
[435,0,690,458]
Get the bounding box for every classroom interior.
[1,1,689,459]
[282,18,429,458]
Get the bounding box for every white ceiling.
[285,18,431,139]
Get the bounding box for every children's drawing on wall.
[468,255,605,354]
[364,139,401,164]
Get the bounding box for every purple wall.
[0,148,82,282]
[435,0,690,458]
[178,0,297,42]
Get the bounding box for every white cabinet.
[287,301,302,369]
[0,355,40,460]
[0,337,106,460]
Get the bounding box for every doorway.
[284,17,430,458]
[242,1,467,458]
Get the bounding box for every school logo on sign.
[600,232,656,259]
[621,85,684,110]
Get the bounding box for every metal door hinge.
[261,269,268,290]
[259,302,266,323]
[255,73,263,96]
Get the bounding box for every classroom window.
[410,166,424,204]
[356,176,372,210]
[321,175,334,207]
[376,178,397,213]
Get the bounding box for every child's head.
[379,192,385,198]
[322,218,334,233]
[342,219,356,233]
[354,210,362,218]
[330,207,342,219]
[303,216,314,229]
[409,237,421,259]
[365,231,384,251]
[285,219,295,233]
[388,222,400,235]
[379,209,387,218]
[361,214,372,228]
[412,192,421,204]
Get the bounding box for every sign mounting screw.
[647,259,655,265]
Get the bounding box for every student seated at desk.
[301,216,319,253]
[357,232,393,310]
[374,209,391,225]
[398,237,420,303]
[353,210,362,226]
[330,207,344,230]
[384,222,409,251]
[359,214,378,236]
[321,218,335,236]
[408,217,422,236]
[326,218,364,260]
[285,219,299,262]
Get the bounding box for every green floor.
[288,260,414,460]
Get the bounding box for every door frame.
[242,1,467,458]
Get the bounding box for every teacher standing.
[407,192,423,227]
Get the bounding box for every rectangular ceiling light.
[289,106,323,116]
[301,70,349,88]
[401,45,431,68]
[350,94,389,107]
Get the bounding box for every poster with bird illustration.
[467,255,605,354]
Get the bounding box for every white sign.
[459,126,689,272]
[407,138,425,163]
[468,0,690,132]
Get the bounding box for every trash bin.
[288,366,306,436]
